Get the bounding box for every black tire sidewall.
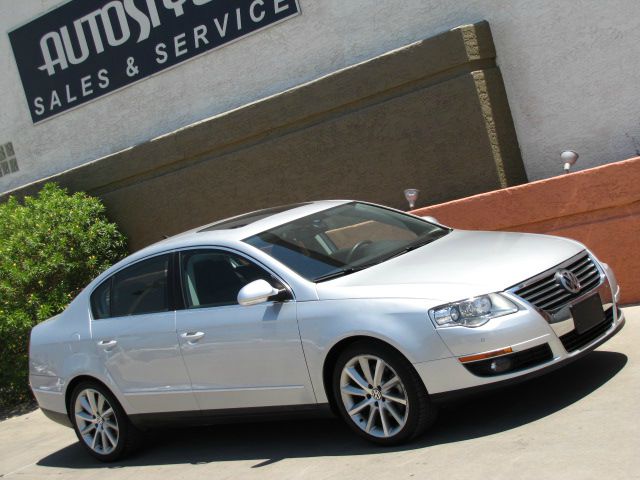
[69,381,130,462]
[332,341,431,445]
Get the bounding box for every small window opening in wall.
[0,142,18,177]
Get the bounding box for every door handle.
[97,339,117,350]
[180,331,205,343]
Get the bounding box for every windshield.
[243,202,451,282]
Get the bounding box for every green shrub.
[0,183,127,410]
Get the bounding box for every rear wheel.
[332,341,436,445]
[70,381,140,461]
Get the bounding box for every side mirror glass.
[237,279,281,306]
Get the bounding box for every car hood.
[315,230,585,303]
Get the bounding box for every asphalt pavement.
[1,306,638,480]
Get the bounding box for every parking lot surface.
[1,306,638,480]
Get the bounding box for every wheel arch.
[64,375,121,417]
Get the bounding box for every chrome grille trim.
[508,251,604,313]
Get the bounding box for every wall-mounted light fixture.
[404,188,419,209]
[561,150,579,174]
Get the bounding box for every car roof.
[81,200,357,296]
[128,199,352,259]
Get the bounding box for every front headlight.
[429,293,518,328]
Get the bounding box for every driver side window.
[180,250,278,309]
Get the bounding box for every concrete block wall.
[0,21,526,251]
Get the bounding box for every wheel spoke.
[358,357,374,385]
[97,394,105,415]
[80,423,96,435]
[104,427,117,448]
[101,430,108,452]
[91,429,99,450]
[341,384,367,397]
[345,367,369,391]
[373,359,384,387]
[79,396,93,414]
[104,420,119,432]
[365,405,377,432]
[75,411,95,423]
[384,401,404,425]
[379,404,390,436]
[381,376,400,392]
[384,393,407,406]
[101,407,114,419]
[87,391,98,415]
[348,398,372,416]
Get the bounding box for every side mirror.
[237,279,281,306]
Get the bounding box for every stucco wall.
[412,156,640,305]
[2,0,640,193]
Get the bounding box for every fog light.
[490,357,512,373]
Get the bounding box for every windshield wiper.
[313,262,380,282]
[313,267,355,282]
[381,236,440,262]
[313,268,358,282]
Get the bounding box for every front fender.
[297,298,452,403]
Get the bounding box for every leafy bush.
[0,183,127,410]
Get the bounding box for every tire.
[69,381,141,461]
[332,340,437,445]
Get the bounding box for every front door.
[175,248,315,411]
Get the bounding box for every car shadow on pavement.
[37,350,627,469]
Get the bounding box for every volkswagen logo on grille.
[555,269,581,294]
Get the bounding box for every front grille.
[560,306,615,353]
[464,343,553,377]
[513,252,601,312]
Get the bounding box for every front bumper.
[415,253,625,400]
[425,310,624,402]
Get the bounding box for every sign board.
[9,0,301,123]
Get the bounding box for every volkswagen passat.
[29,201,624,460]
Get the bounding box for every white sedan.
[29,200,624,460]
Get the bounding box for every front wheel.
[332,341,436,445]
[70,381,139,461]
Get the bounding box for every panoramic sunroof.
[198,203,311,232]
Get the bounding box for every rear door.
[174,248,316,411]
[90,253,197,414]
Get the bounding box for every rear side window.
[90,279,111,320]
[91,254,171,319]
[112,254,170,317]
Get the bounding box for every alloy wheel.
[74,388,120,455]
[339,354,409,438]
